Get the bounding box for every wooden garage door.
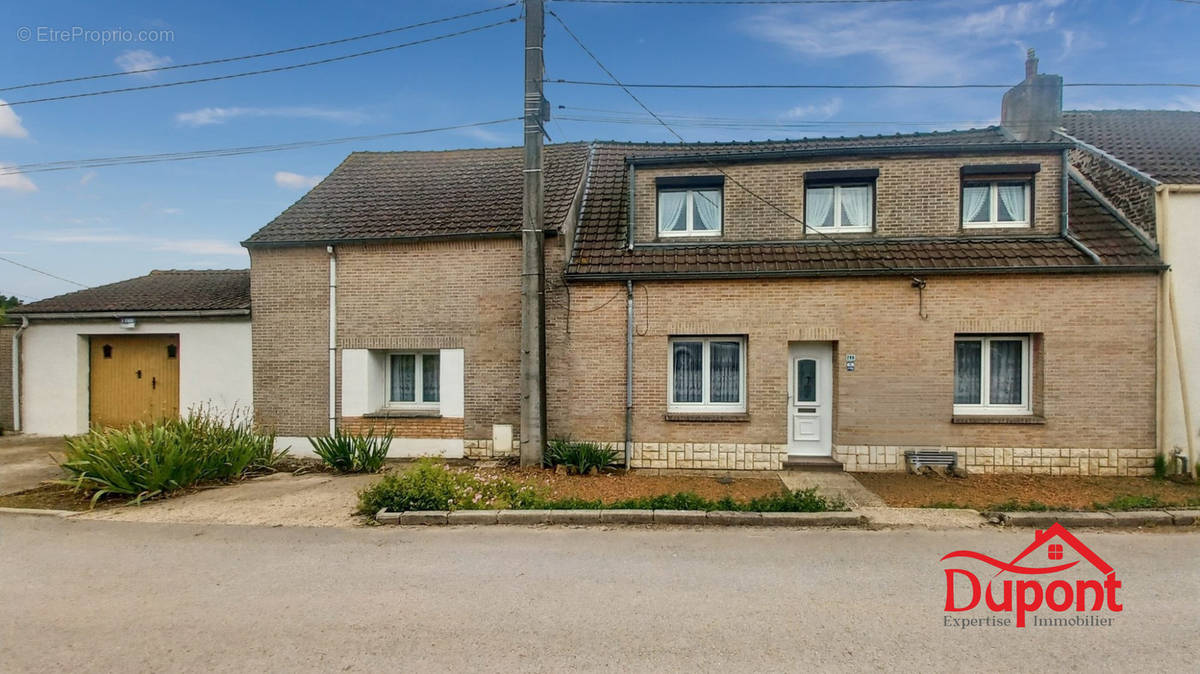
[89,334,180,428]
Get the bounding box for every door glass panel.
[796,358,817,403]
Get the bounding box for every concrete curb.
[375,508,864,527]
[0,506,77,518]
[988,509,1200,528]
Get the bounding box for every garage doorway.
[89,334,180,428]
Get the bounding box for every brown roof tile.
[12,270,250,315]
[1063,110,1200,184]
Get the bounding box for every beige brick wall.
[0,324,12,432]
[633,152,1062,243]
[341,415,464,439]
[558,273,1157,472]
[251,237,570,442]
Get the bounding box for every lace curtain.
[673,342,703,402]
[806,187,834,227]
[997,184,1026,222]
[658,191,687,232]
[390,354,415,402]
[963,185,990,222]
[989,340,1023,404]
[839,185,871,227]
[692,189,721,231]
[710,341,740,403]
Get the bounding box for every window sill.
[952,415,1044,425]
[961,223,1031,229]
[365,409,441,419]
[664,412,750,423]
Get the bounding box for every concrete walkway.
[0,435,66,496]
[780,470,886,508]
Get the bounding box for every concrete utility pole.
[519,0,547,466]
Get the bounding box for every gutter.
[1059,149,1103,265]
[327,245,338,436]
[11,316,28,431]
[9,309,250,320]
[624,280,634,469]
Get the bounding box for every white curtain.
[692,189,721,231]
[997,184,1026,222]
[673,342,703,403]
[806,187,834,228]
[989,341,1023,405]
[963,185,990,222]
[658,191,687,232]
[422,354,440,403]
[839,185,871,227]
[710,342,740,403]
[390,354,415,402]
[954,341,981,404]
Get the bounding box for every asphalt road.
[1,515,1196,673]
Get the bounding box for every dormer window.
[961,164,1037,229]
[804,169,877,234]
[656,176,722,237]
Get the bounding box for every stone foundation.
[836,445,1156,476]
[464,438,520,459]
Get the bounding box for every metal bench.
[904,450,958,472]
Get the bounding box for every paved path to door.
[0,515,1195,672]
[780,470,886,508]
[0,435,66,496]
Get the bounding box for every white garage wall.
[20,317,252,436]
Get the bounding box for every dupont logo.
[941,523,1123,628]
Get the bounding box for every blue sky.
[1,0,1196,300]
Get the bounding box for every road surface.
[1,515,1195,672]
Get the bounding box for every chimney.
[1001,48,1062,141]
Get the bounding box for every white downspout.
[11,316,28,432]
[327,245,337,436]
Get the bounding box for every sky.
[1,0,1197,301]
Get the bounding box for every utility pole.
[519,0,547,467]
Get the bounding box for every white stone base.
[274,436,464,460]
[835,445,1156,476]
[463,437,520,459]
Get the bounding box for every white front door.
[788,342,833,457]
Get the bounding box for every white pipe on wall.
[11,316,28,431]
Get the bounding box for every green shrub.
[1094,494,1162,511]
[58,409,282,505]
[357,459,543,513]
[747,487,845,513]
[543,438,620,474]
[1153,454,1169,480]
[308,428,394,473]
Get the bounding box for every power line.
[0,118,522,175]
[0,3,520,93]
[550,79,1200,90]
[0,17,519,108]
[550,0,923,4]
[0,255,88,288]
[546,8,915,279]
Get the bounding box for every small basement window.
[954,335,1031,415]
[656,177,723,237]
[668,336,746,413]
[387,352,440,407]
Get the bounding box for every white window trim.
[657,187,723,238]
[805,183,874,233]
[667,336,747,413]
[962,180,1031,229]
[385,351,440,409]
[953,336,1032,416]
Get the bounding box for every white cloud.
[115,49,172,75]
[20,228,244,256]
[457,124,510,144]
[79,171,97,186]
[274,171,321,189]
[0,164,36,192]
[175,106,368,127]
[153,239,244,256]
[782,97,843,121]
[161,207,182,215]
[0,101,29,138]
[741,1,1077,84]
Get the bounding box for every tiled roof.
[1063,110,1200,184]
[12,269,251,315]
[243,143,590,245]
[567,139,1161,278]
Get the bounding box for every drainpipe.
[327,245,337,436]
[1060,149,1102,264]
[625,280,634,469]
[11,316,28,432]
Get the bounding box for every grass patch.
[358,460,844,514]
[986,499,1052,512]
[58,409,284,505]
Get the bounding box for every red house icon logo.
[941,523,1123,627]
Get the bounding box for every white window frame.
[667,336,747,413]
[805,183,874,233]
[953,335,1032,416]
[385,351,440,409]
[657,187,723,237]
[962,180,1031,228]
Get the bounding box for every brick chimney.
[1001,48,1062,141]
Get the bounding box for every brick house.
[242,57,1163,475]
[1061,109,1200,477]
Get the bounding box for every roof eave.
[11,308,251,320]
[625,142,1071,167]
[241,229,558,249]
[563,263,1166,282]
